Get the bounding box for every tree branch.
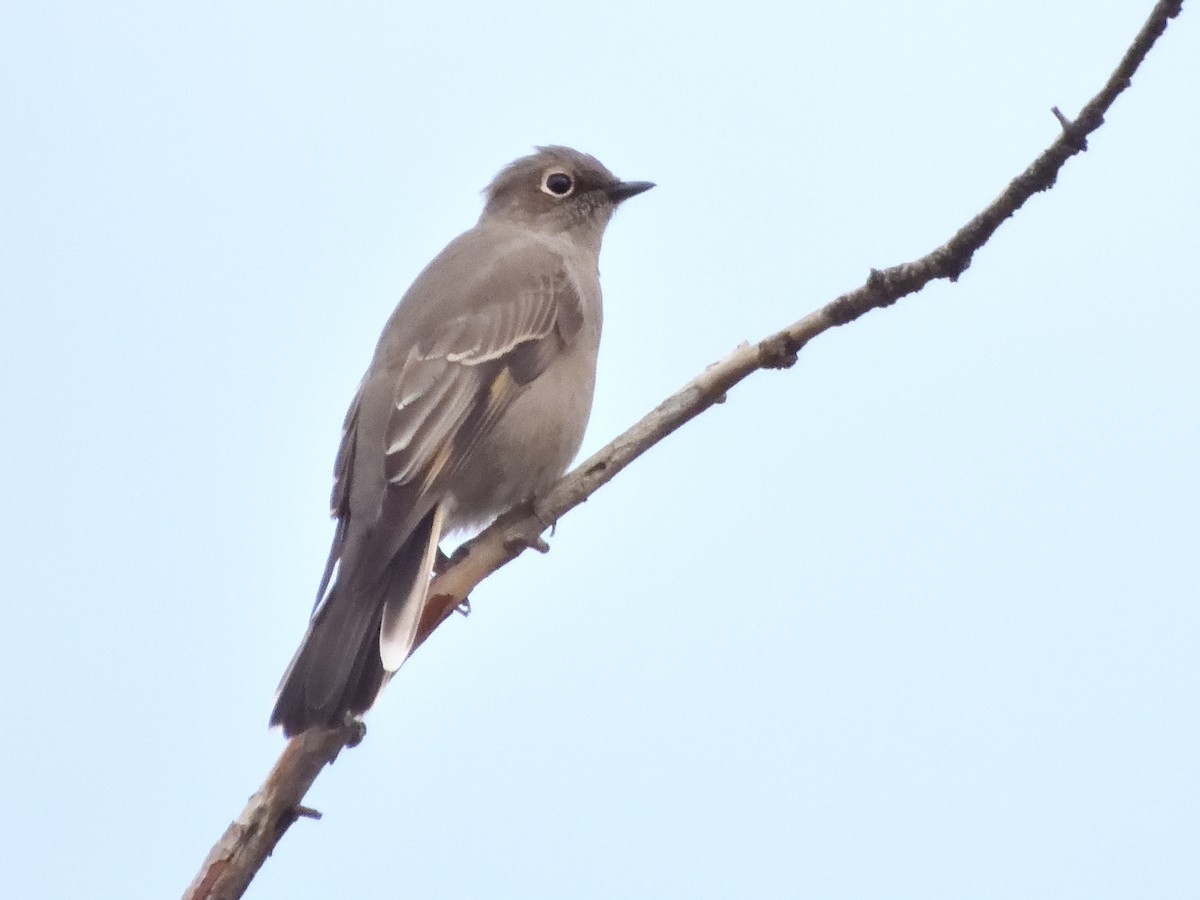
[184,2,1185,896]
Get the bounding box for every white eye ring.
[540,170,575,197]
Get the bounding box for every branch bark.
[184,2,1185,896]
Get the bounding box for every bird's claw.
[504,531,551,555]
[530,501,557,536]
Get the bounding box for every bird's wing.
[383,266,583,490]
[312,387,362,608]
[278,249,588,725]
[317,252,584,611]
[371,262,584,670]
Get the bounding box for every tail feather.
[380,501,446,671]
[268,580,387,735]
[269,507,443,736]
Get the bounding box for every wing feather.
[318,246,585,617]
[382,269,580,490]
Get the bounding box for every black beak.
[605,180,656,203]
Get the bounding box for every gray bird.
[270,146,653,736]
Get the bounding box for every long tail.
[269,506,443,736]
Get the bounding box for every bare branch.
[185,721,363,900]
[184,2,1185,896]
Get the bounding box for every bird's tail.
[269,506,443,736]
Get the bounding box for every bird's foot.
[491,497,553,555]
[504,530,550,555]
[530,498,557,536]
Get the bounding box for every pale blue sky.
[2,2,1197,898]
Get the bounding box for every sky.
[2,2,1197,898]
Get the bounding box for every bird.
[270,146,653,736]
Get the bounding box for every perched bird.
[270,146,653,736]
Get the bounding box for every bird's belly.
[445,350,597,530]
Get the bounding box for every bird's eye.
[541,171,574,197]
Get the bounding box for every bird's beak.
[605,180,655,203]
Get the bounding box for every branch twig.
[184,2,1185,896]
